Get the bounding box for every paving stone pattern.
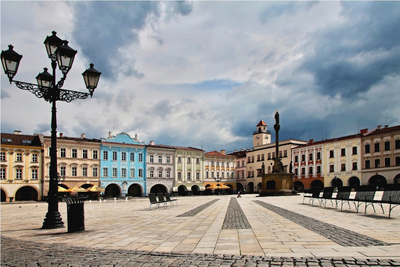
[2,236,400,267]
[253,200,389,247]
[177,199,220,217]
[222,197,251,229]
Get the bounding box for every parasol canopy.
[67,186,88,193]
[87,185,105,192]
[206,184,231,190]
[58,186,69,192]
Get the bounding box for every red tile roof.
[257,120,267,127]
[205,151,236,158]
[1,133,42,147]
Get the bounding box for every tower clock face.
[256,136,259,139]
[265,136,268,139]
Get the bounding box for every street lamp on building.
[1,31,101,229]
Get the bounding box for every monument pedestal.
[260,173,295,196]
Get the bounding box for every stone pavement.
[1,194,400,266]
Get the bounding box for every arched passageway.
[105,184,121,198]
[15,186,38,201]
[128,184,143,197]
[310,180,324,190]
[331,178,343,188]
[236,183,244,193]
[191,185,200,195]
[248,182,254,193]
[293,181,304,192]
[1,189,6,202]
[178,185,188,196]
[348,176,360,187]
[150,184,167,194]
[369,175,387,189]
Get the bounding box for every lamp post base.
[42,211,64,229]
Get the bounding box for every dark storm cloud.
[258,2,317,23]
[299,2,400,99]
[70,1,193,81]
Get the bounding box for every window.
[242,172,245,178]
[216,161,219,167]
[150,155,154,163]
[284,150,287,157]
[121,152,126,161]
[72,149,77,158]
[178,157,181,163]
[130,153,135,161]
[166,171,170,178]
[196,158,200,164]
[385,141,390,151]
[178,172,182,180]
[365,160,370,169]
[247,157,251,163]
[247,171,251,178]
[396,140,400,150]
[112,168,117,177]
[206,171,209,178]
[365,144,370,153]
[252,156,254,162]
[130,168,135,178]
[113,151,118,161]
[294,156,298,163]
[122,168,126,178]
[279,151,282,158]
[317,152,321,160]
[159,156,162,163]
[329,150,334,158]
[83,149,88,159]
[222,172,224,178]
[93,167,98,177]
[375,143,380,152]
[103,168,108,177]
[341,164,346,171]
[138,169,143,178]
[309,153,313,161]
[187,157,191,164]
[93,150,98,159]
[149,170,154,178]
[1,168,6,179]
[341,148,345,157]
[139,153,143,162]
[72,167,77,176]
[301,155,305,162]
[32,153,38,163]
[16,169,22,179]
[16,153,22,162]
[352,162,357,170]
[329,165,334,173]
[257,155,260,162]
[0,152,5,161]
[261,154,265,161]
[82,167,88,177]
[60,148,66,157]
[60,166,66,176]
[31,169,38,180]
[385,158,391,167]
[103,151,108,160]
[309,166,313,174]
[317,166,321,174]
[268,153,271,160]
[352,147,357,155]
[301,168,305,175]
[158,170,162,178]
[375,159,380,168]
[187,172,191,180]
[167,156,171,164]
[396,157,400,166]
[212,172,214,178]
[211,161,214,166]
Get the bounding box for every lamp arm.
[13,80,50,101]
[11,80,91,103]
[56,76,66,89]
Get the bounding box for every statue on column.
[272,110,284,173]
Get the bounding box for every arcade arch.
[15,186,38,201]
[128,184,143,197]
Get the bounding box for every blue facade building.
[100,132,146,197]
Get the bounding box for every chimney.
[149,141,155,146]
[14,130,22,135]
[135,134,138,141]
[377,125,382,130]
[360,128,368,135]
[81,133,86,139]
[309,139,314,144]
[60,133,63,138]
[384,125,389,128]
[108,131,112,138]
[221,150,226,155]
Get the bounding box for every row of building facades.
[1,121,400,202]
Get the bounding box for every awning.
[205,184,231,190]
[58,186,68,192]
[87,185,105,192]
[68,186,88,193]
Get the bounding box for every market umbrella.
[58,186,68,192]
[87,185,105,192]
[68,186,88,193]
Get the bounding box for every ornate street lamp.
[214,176,222,195]
[1,31,101,229]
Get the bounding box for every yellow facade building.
[204,150,236,193]
[1,131,44,202]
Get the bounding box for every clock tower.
[253,120,271,147]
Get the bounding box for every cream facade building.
[174,147,204,195]
[43,133,101,194]
[204,150,237,193]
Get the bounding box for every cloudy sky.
[2,1,400,153]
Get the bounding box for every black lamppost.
[214,176,222,195]
[1,31,101,229]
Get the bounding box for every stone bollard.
[126,197,128,202]
[114,197,116,202]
